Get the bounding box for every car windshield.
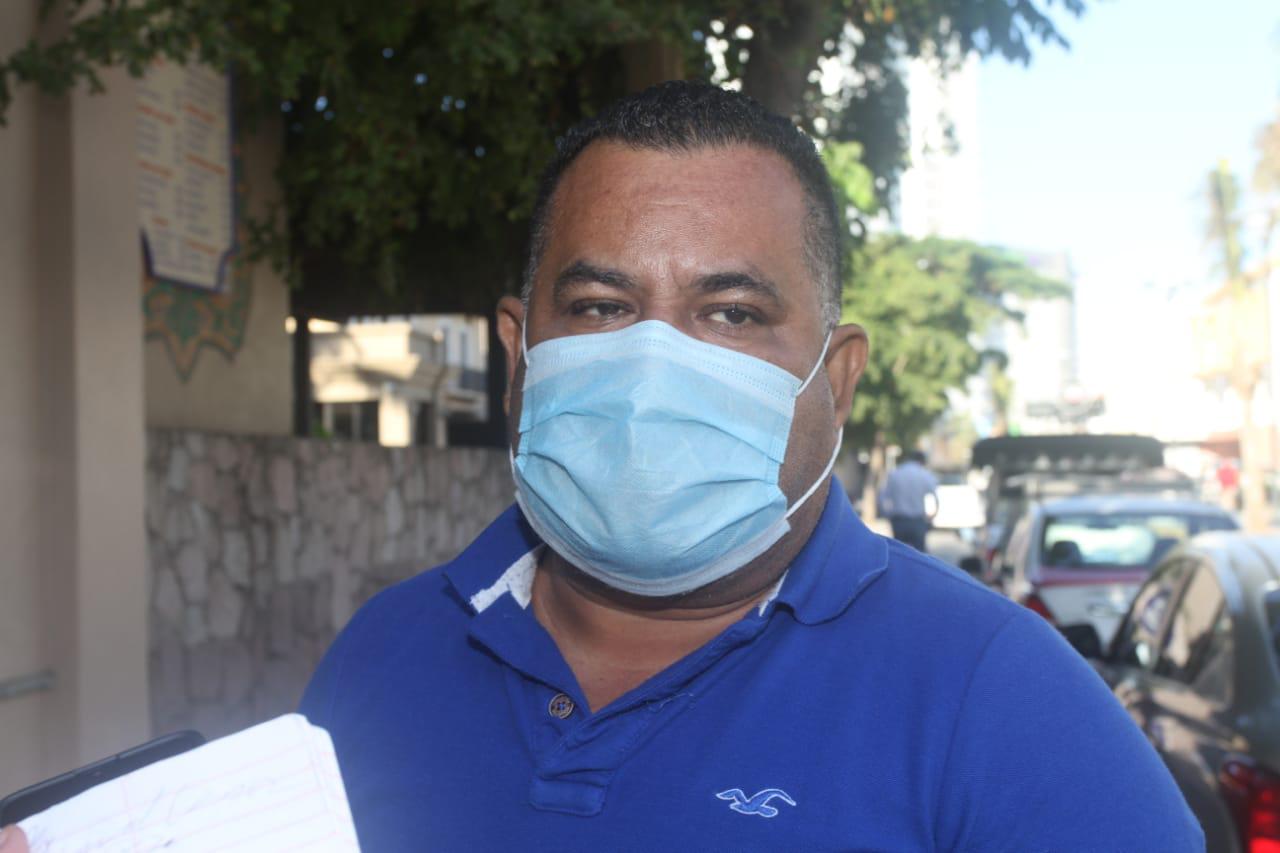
[1040,512,1236,569]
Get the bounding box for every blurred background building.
[307,315,490,448]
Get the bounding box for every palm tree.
[1206,160,1269,531]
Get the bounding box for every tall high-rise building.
[1001,251,1080,433]
[898,52,982,240]
[897,54,1081,441]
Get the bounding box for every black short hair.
[522,81,843,329]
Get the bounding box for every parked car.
[1062,534,1280,853]
[978,470,1203,582]
[969,434,1185,580]
[996,495,1238,646]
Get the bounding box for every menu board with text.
[136,61,235,291]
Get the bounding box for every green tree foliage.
[1,0,705,302]
[714,0,1085,198]
[1202,158,1269,530]
[842,235,1070,449]
[0,0,1084,308]
[823,133,1065,455]
[822,139,879,243]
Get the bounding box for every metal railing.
[0,669,55,702]
[458,368,487,392]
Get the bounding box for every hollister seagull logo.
[716,788,797,818]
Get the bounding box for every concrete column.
[0,0,53,796]
[432,394,449,449]
[64,63,152,765]
[0,3,150,789]
[379,385,413,447]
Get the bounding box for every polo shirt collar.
[442,476,889,626]
[441,504,543,613]
[766,478,890,625]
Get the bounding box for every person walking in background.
[878,450,939,552]
[1216,459,1242,512]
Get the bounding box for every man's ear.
[495,296,526,416]
[825,322,869,432]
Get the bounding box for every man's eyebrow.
[551,261,638,297]
[692,270,784,305]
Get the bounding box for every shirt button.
[548,693,575,719]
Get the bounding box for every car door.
[1103,556,1189,702]
[1116,561,1242,851]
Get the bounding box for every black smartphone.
[0,730,205,825]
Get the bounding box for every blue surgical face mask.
[511,319,841,597]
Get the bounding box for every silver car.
[997,495,1238,646]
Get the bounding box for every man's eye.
[572,301,627,319]
[707,305,758,326]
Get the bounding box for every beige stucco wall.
[0,0,151,794]
[0,0,53,797]
[143,120,293,437]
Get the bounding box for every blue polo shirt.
[300,482,1203,851]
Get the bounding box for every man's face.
[497,141,866,586]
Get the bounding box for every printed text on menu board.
[136,60,235,292]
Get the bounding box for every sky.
[976,0,1280,410]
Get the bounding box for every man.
[878,449,939,552]
[1,82,1201,852]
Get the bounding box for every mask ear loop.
[796,330,833,396]
[512,314,531,464]
[783,330,839,518]
[785,428,843,519]
[520,312,530,367]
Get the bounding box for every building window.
[318,401,380,442]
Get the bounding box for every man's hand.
[0,826,30,852]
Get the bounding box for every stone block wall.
[145,429,512,739]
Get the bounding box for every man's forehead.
[553,140,806,206]
[539,141,813,279]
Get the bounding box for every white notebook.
[17,714,360,852]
